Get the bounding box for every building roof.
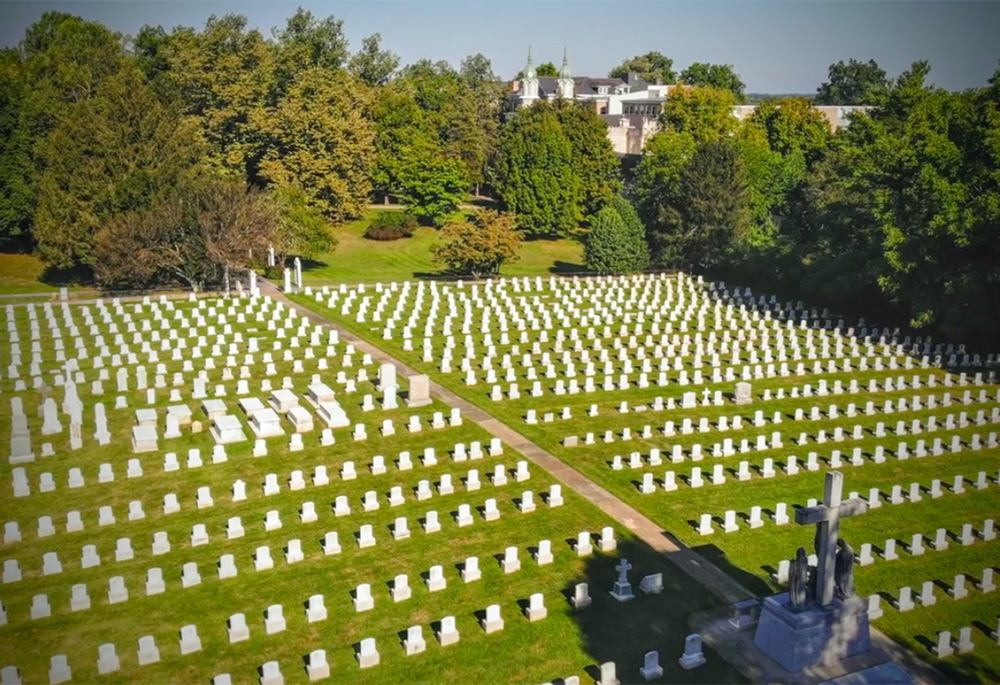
[574,77,627,96]
[600,113,646,129]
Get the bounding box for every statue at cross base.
[794,470,866,608]
[752,471,875,672]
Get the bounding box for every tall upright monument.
[753,471,872,671]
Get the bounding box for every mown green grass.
[294,277,1000,683]
[0,253,63,295]
[302,211,585,285]
[0,295,742,684]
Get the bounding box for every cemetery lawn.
[0,253,64,295]
[301,210,585,284]
[294,277,1000,683]
[0,295,742,684]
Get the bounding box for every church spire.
[556,46,574,100]
[559,46,571,79]
[524,45,536,79]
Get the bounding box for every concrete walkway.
[262,279,947,684]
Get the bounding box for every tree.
[399,145,468,226]
[348,33,399,87]
[815,58,889,105]
[647,137,752,269]
[33,66,206,270]
[632,128,698,242]
[370,81,434,201]
[271,184,337,265]
[160,14,274,177]
[554,101,623,217]
[132,25,171,81]
[609,51,675,84]
[493,103,581,236]
[432,209,521,278]
[454,53,505,195]
[679,62,745,101]
[609,195,650,272]
[0,49,31,243]
[517,61,557,79]
[272,8,348,94]
[1,12,126,244]
[253,67,375,222]
[585,203,649,275]
[93,178,280,290]
[745,97,832,166]
[660,86,739,144]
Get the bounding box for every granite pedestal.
[753,592,871,672]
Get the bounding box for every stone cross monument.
[753,471,874,672]
[794,471,867,607]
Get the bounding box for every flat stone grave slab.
[211,415,246,445]
[238,397,265,416]
[166,405,192,425]
[269,389,299,413]
[317,401,350,429]
[287,406,314,433]
[131,425,158,453]
[250,408,284,438]
[202,399,227,420]
[307,383,335,406]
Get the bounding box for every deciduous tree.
[253,67,375,222]
[679,62,746,101]
[609,51,675,84]
[815,58,889,105]
[399,144,468,226]
[160,14,274,177]
[348,33,399,87]
[659,86,739,144]
[432,208,521,278]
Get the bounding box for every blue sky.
[2,1,998,93]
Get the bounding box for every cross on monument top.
[615,558,632,583]
[794,471,867,607]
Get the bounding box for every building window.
[598,86,608,95]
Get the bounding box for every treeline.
[0,10,997,347]
[632,62,1000,348]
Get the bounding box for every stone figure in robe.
[789,546,812,609]
[834,538,856,598]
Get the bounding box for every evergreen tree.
[493,103,581,236]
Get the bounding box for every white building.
[508,49,873,156]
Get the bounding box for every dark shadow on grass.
[40,263,93,288]
[565,538,749,684]
[548,260,589,275]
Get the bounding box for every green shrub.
[363,211,418,241]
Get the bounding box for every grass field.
[0,253,64,295]
[0,210,586,296]
[294,273,1000,683]
[0,294,741,684]
[301,210,586,285]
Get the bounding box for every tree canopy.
[815,58,889,105]
[609,51,675,84]
[679,62,746,101]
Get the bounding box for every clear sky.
[2,1,998,93]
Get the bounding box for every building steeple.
[519,46,539,105]
[524,45,536,79]
[556,46,574,100]
[559,46,571,79]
